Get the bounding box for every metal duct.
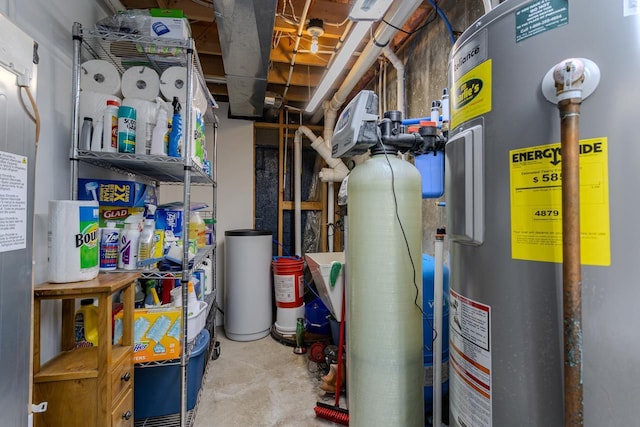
[213,0,277,117]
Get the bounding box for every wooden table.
[33,273,139,427]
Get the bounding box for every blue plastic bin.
[134,329,210,419]
[305,297,330,335]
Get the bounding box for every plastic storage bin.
[134,329,210,419]
[305,297,330,335]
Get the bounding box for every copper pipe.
[558,97,584,426]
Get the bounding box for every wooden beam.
[266,84,313,103]
[164,0,215,22]
[282,201,324,211]
[206,82,228,97]
[255,121,323,132]
[119,0,158,9]
[274,16,345,39]
[268,62,325,87]
[270,43,333,68]
[199,54,225,76]
[191,21,221,55]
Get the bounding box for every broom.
[314,274,349,425]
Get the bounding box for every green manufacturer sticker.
[515,0,568,43]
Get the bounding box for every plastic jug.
[75,299,99,347]
[189,211,207,248]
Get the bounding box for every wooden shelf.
[34,273,140,299]
[35,346,132,383]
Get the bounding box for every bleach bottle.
[137,205,157,269]
[150,98,170,156]
[119,214,142,270]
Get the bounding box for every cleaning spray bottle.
[168,96,182,158]
[150,98,170,156]
[119,213,142,270]
[137,204,157,269]
[99,221,120,271]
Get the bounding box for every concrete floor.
[193,328,344,426]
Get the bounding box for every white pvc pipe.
[383,46,405,117]
[482,0,493,13]
[434,232,445,427]
[378,60,384,118]
[383,59,388,113]
[319,167,348,182]
[297,125,348,255]
[322,104,340,252]
[310,138,349,180]
[283,0,312,100]
[328,182,334,252]
[294,130,303,256]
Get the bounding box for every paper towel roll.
[79,91,122,128]
[160,66,208,111]
[160,66,188,102]
[122,98,159,154]
[80,60,121,96]
[194,87,208,113]
[121,66,161,101]
[48,200,100,283]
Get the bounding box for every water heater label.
[451,29,487,81]
[449,289,492,427]
[509,137,610,265]
[0,151,28,253]
[515,0,568,43]
[451,60,492,129]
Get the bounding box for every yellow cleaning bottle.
[74,299,99,347]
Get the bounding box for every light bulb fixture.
[304,1,393,113]
[307,18,324,55]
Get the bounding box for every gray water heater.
[445,1,640,426]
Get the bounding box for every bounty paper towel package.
[48,200,100,283]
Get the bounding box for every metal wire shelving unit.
[70,22,219,427]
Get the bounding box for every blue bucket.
[304,297,330,335]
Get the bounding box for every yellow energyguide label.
[509,137,610,265]
[451,59,492,129]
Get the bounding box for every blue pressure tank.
[422,254,449,415]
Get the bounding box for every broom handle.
[335,282,346,407]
